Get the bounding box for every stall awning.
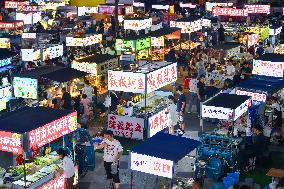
[0,49,12,60]
[239,76,284,95]
[132,132,201,162]
[0,107,74,134]
[211,42,240,50]
[255,53,284,62]
[41,67,88,82]
[75,54,118,64]
[12,66,63,79]
[202,93,251,120]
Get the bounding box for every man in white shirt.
[188,74,199,114]
[95,130,123,189]
[83,81,93,100]
[225,61,235,79]
[58,148,75,189]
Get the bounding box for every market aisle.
[81,114,216,189]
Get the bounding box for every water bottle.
[111,163,118,174]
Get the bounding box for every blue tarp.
[239,76,284,95]
[132,132,201,162]
[204,93,250,109]
[0,107,74,133]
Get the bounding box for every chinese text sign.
[131,152,173,178]
[236,89,266,102]
[0,131,22,154]
[108,114,144,140]
[148,108,170,137]
[253,59,284,77]
[29,112,77,148]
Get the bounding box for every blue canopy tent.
[130,132,200,187]
[237,76,284,103]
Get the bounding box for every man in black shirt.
[61,87,72,110]
[197,75,206,116]
[176,86,186,134]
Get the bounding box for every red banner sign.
[245,5,270,14]
[5,1,29,8]
[38,175,65,189]
[212,7,248,17]
[29,112,77,148]
[0,21,24,29]
[0,131,22,154]
[108,114,144,140]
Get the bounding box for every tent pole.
[130,170,133,189]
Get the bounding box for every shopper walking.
[176,86,186,135]
[166,95,178,134]
[57,148,76,189]
[197,75,207,116]
[95,130,123,189]
[188,73,199,114]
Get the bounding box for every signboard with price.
[0,131,22,154]
[130,152,174,178]
[252,59,284,78]
[236,89,266,102]
[107,114,144,140]
[29,112,77,148]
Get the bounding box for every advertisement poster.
[253,59,284,77]
[0,131,22,154]
[136,37,151,51]
[29,112,77,148]
[21,49,41,61]
[148,108,170,137]
[108,70,146,93]
[13,77,38,99]
[131,152,173,178]
[0,38,10,49]
[108,114,144,140]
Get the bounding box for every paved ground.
[79,111,216,189]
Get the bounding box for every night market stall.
[199,93,251,179]
[107,62,177,139]
[236,76,284,138]
[252,53,284,78]
[72,54,119,94]
[0,107,80,188]
[130,132,200,188]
